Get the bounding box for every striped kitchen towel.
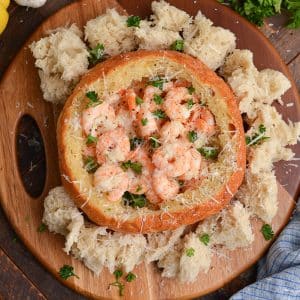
[231,200,300,300]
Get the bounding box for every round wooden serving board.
[0,0,299,299]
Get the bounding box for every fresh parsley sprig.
[88,43,105,66]
[58,265,79,280]
[121,160,143,174]
[123,191,147,208]
[127,15,141,27]
[246,124,270,146]
[261,224,274,240]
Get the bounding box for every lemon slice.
[0,0,10,9]
[0,5,9,34]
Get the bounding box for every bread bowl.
[57,50,246,233]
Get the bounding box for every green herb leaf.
[121,160,143,174]
[152,109,167,119]
[261,224,274,241]
[148,77,166,90]
[37,223,47,233]
[86,134,98,145]
[141,118,148,126]
[187,86,195,94]
[113,269,123,280]
[130,137,143,150]
[246,124,270,146]
[84,156,99,174]
[187,130,197,143]
[187,99,194,109]
[136,96,143,105]
[199,233,210,246]
[185,248,195,257]
[58,265,79,280]
[109,281,125,296]
[86,91,101,107]
[198,146,219,159]
[125,272,137,282]
[127,15,141,27]
[153,94,163,105]
[149,136,161,148]
[136,185,142,193]
[123,191,147,208]
[88,43,105,65]
[170,39,184,52]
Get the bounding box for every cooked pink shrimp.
[162,81,174,92]
[96,127,130,164]
[188,104,216,135]
[163,87,191,122]
[160,121,185,142]
[124,88,139,113]
[143,85,161,103]
[82,102,116,136]
[127,171,149,195]
[178,148,202,181]
[152,169,179,201]
[152,140,191,177]
[136,103,158,137]
[94,163,129,202]
[116,108,135,136]
[82,145,96,158]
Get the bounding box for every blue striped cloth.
[231,200,300,300]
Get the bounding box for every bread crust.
[57,50,246,233]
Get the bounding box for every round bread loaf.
[57,50,246,233]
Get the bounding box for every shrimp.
[143,85,161,104]
[116,108,135,136]
[188,104,216,135]
[94,163,129,202]
[152,140,191,177]
[124,88,139,113]
[81,102,116,136]
[178,148,202,181]
[82,145,96,158]
[163,87,191,122]
[96,127,130,164]
[105,93,120,106]
[152,169,180,201]
[136,103,158,137]
[160,121,185,142]
[127,171,149,195]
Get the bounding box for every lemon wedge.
[0,5,9,34]
[0,0,10,9]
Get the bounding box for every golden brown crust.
[57,50,246,233]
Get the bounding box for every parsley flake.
[127,15,141,27]
[86,134,98,145]
[126,272,137,282]
[84,156,99,174]
[86,91,101,107]
[187,86,195,94]
[199,233,210,246]
[186,248,195,257]
[130,137,143,150]
[123,191,147,208]
[187,130,197,143]
[141,118,148,126]
[149,136,161,148]
[246,124,270,146]
[198,147,219,159]
[148,77,166,90]
[88,43,105,66]
[261,224,274,241]
[152,109,167,119]
[121,160,143,174]
[170,39,184,52]
[58,265,79,280]
[153,94,163,105]
[187,99,194,109]
[136,96,143,105]
[37,223,47,233]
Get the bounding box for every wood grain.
[0,0,299,299]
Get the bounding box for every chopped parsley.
[88,43,105,66]
[187,86,195,94]
[152,109,167,119]
[136,185,142,193]
[153,94,163,105]
[37,223,47,233]
[130,137,143,150]
[126,15,141,27]
[126,272,137,282]
[123,191,147,208]
[187,130,198,143]
[186,248,195,257]
[148,77,166,90]
[198,146,219,159]
[84,156,99,174]
[149,136,161,148]
[170,39,184,52]
[113,269,123,280]
[121,160,143,174]
[187,99,194,109]
[141,118,148,126]
[86,91,101,107]
[86,134,98,145]
[136,96,143,105]
[199,233,210,246]
[58,265,79,280]
[246,124,270,146]
[261,224,274,241]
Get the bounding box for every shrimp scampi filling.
[81,77,220,207]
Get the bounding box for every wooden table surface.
[0,1,299,299]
